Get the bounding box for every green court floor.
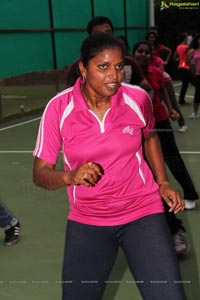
[0,82,200,300]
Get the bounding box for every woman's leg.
[62,220,118,300]
[120,214,185,300]
[193,75,200,115]
[178,68,189,104]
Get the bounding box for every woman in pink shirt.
[33,33,185,300]
[146,31,172,64]
[187,33,200,118]
[173,32,195,105]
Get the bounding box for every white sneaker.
[184,200,196,210]
[178,125,188,133]
[190,112,198,119]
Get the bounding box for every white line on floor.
[0,117,41,131]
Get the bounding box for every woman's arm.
[33,157,103,190]
[164,46,172,64]
[143,133,185,213]
[33,158,68,190]
[140,78,155,102]
[173,50,179,62]
[159,82,180,120]
[186,48,194,65]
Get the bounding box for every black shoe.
[4,222,20,246]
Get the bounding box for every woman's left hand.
[159,183,185,213]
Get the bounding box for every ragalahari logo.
[160,1,200,10]
[160,1,170,10]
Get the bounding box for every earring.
[82,75,86,82]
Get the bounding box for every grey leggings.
[62,214,185,300]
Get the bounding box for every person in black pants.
[33,33,186,300]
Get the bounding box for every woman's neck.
[81,85,110,108]
[81,84,111,121]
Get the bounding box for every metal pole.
[48,0,57,70]
[123,0,127,39]
[149,0,155,27]
[91,0,95,17]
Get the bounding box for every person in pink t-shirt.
[173,32,195,105]
[187,33,200,118]
[146,31,172,64]
[33,33,185,300]
[150,54,188,132]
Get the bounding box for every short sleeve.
[33,98,62,164]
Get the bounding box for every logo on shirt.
[122,125,134,135]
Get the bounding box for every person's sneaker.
[4,222,20,246]
[177,125,188,133]
[173,230,190,255]
[184,200,196,210]
[190,112,198,119]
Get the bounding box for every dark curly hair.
[86,16,114,35]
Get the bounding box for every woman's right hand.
[67,162,104,187]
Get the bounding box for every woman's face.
[147,33,156,45]
[133,44,151,67]
[80,47,124,98]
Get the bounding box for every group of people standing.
[32,16,198,300]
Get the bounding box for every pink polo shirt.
[33,77,163,226]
